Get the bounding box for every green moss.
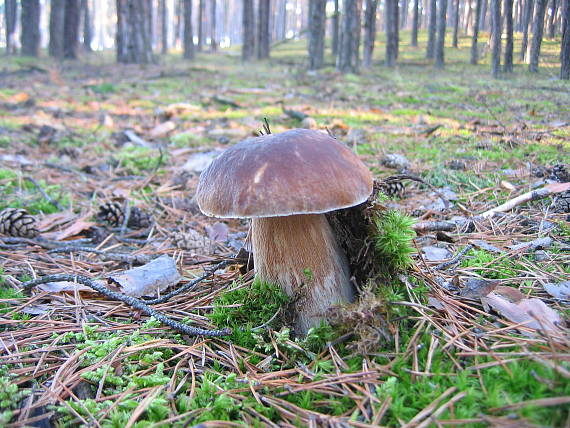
[114,145,166,175]
[374,210,416,272]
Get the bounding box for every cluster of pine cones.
[97,201,152,229]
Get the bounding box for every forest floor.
[1,32,569,427]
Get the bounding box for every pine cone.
[554,190,570,213]
[173,230,211,253]
[550,164,570,183]
[97,202,152,229]
[0,208,39,238]
[378,179,406,198]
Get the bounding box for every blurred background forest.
[1,0,569,77]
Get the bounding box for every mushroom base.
[251,214,355,335]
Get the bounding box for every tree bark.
[49,0,65,58]
[308,0,327,69]
[332,0,340,55]
[561,0,570,78]
[480,0,488,29]
[337,0,362,73]
[394,0,400,57]
[435,0,448,68]
[490,0,501,77]
[160,0,168,53]
[520,0,534,61]
[21,0,41,57]
[183,0,194,59]
[198,0,205,51]
[256,0,271,59]
[363,0,379,67]
[426,0,437,57]
[81,0,93,52]
[548,0,557,37]
[411,0,420,45]
[211,0,217,51]
[64,0,80,59]
[529,0,548,72]
[471,0,482,63]
[504,0,514,71]
[386,0,398,65]
[5,0,17,54]
[242,0,255,60]
[452,0,460,46]
[116,0,154,64]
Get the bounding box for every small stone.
[301,117,317,129]
[381,154,409,171]
[534,250,548,262]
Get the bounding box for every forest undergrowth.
[0,33,569,427]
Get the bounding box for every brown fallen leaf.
[55,214,96,241]
[482,290,564,336]
[149,121,176,138]
[36,211,77,233]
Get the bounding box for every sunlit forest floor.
[1,30,569,427]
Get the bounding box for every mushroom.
[196,129,373,335]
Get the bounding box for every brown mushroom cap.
[196,129,373,218]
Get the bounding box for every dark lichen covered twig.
[20,274,231,337]
[434,244,474,270]
[23,176,64,211]
[48,246,152,264]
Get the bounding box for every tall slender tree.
[426,0,437,58]
[49,0,65,58]
[160,0,168,53]
[394,0,400,57]
[64,0,80,59]
[337,0,362,73]
[452,0,460,47]
[490,0,501,76]
[308,0,327,69]
[411,0,420,45]
[211,0,217,51]
[480,0,488,29]
[242,0,255,60]
[548,0,558,38]
[21,0,41,57]
[257,0,271,58]
[198,0,205,51]
[561,0,570,78]
[386,0,398,65]
[81,0,92,52]
[116,0,154,63]
[529,0,548,72]
[332,0,340,55]
[504,0,514,71]
[435,0,448,68]
[520,0,534,61]
[471,0,483,63]
[4,0,17,54]
[363,0,379,67]
[183,0,194,59]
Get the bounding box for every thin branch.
[23,176,64,211]
[434,244,474,270]
[21,274,231,337]
[48,247,152,265]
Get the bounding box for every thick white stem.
[251,214,354,335]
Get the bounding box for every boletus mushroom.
[196,129,373,335]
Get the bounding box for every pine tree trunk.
[427,0,437,57]
[183,0,194,59]
[503,0,514,71]
[411,0,420,45]
[5,0,17,54]
[386,0,398,65]
[471,0,482,63]
[480,0,488,29]
[529,0,548,72]
[520,0,534,61]
[308,0,327,69]
[490,0,501,77]
[49,0,65,58]
[64,0,80,59]
[211,0,217,51]
[452,0,460,47]
[116,0,154,64]
[257,0,271,59]
[363,0,378,67]
[242,0,255,60]
[337,0,362,73]
[198,0,205,51]
[21,0,41,57]
[548,0,557,37]
[560,0,570,78]
[394,0,400,57]
[332,0,340,55]
[435,0,448,67]
[401,0,410,27]
[175,0,182,48]
[160,0,168,53]
[82,0,93,52]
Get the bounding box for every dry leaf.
[36,211,77,232]
[56,217,96,241]
[149,121,176,138]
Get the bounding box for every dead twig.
[48,246,152,265]
[23,176,64,211]
[20,274,231,337]
[434,244,474,270]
